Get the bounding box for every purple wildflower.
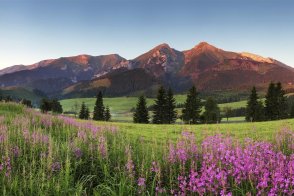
[98,136,108,158]
[51,162,61,172]
[125,145,135,178]
[73,148,83,159]
[138,177,146,187]
[11,146,20,157]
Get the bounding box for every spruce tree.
[275,82,288,119]
[93,91,105,121]
[79,102,87,119]
[182,86,201,124]
[202,97,221,124]
[85,107,90,119]
[152,86,167,124]
[104,106,111,121]
[265,82,278,120]
[290,104,294,118]
[133,95,149,123]
[246,86,264,122]
[166,88,177,124]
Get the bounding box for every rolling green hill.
[0,87,44,103]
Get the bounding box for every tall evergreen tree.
[265,82,279,120]
[246,86,264,122]
[202,97,221,124]
[133,95,149,123]
[152,86,167,124]
[182,86,201,124]
[85,106,90,120]
[93,91,105,121]
[79,102,87,119]
[104,106,111,121]
[275,82,288,119]
[290,104,294,118]
[166,88,177,124]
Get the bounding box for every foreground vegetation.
[0,102,293,195]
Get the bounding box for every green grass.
[60,96,248,122]
[59,96,293,143]
[61,97,155,121]
[218,100,247,109]
[91,117,294,144]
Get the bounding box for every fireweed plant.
[0,102,293,195]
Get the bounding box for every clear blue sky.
[0,0,294,68]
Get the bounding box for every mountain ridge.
[1,42,294,98]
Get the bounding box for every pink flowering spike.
[73,148,83,159]
[98,136,108,158]
[138,177,146,187]
[51,162,61,172]
[125,145,135,178]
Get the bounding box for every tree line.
[38,91,111,122]
[78,91,111,121]
[246,82,294,121]
[133,82,294,124]
[133,86,221,124]
[40,99,63,114]
[0,95,33,108]
[31,81,294,123]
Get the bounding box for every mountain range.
[1,42,294,99]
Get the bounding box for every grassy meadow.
[60,96,247,122]
[0,102,294,195]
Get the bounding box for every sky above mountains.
[0,0,294,68]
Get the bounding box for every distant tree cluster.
[181,86,221,124]
[133,86,221,124]
[79,102,90,120]
[222,107,246,121]
[40,99,63,114]
[78,91,111,121]
[246,82,289,122]
[133,86,177,124]
[0,94,33,108]
[34,81,293,124]
[152,87,177,124]
[21,99,33,108]
[0,95,13,102]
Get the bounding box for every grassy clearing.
[93,117,294,144]
[60,96,248,122]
